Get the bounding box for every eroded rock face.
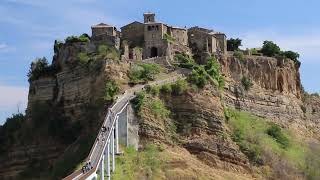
[219,55,302,98]
[304,95,320,139]
[53,42,96,71]
[0,53,130,179]
[139,89,250,172]
[218,55,320,139]
[167,90,250,171]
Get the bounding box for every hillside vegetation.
[226,109,320,180]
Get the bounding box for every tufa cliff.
[0,31,319,180]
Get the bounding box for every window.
[148,26,152,31]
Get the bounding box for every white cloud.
[0,43,15,53]
[238,29,320,62]
[0,43,8,49]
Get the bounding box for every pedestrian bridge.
[63,75,183,180]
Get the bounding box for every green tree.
[266,124,290,148]
[128,63,161,84]
[171,79,188,95]
[227,38,242,51]
[188,66,208,88]
[103,80,120,101]
[261,41,281,57]
[241,76,253,91]
[282,51,300,61]
[27,57,58,82]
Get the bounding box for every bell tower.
[144,12,155,23]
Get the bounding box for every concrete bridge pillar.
[111,129,115,172]
[106,142,110,180]
[115,116,119,154]
[118,104,139,150]
[99,153,104,180]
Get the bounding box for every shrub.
[131,92,146,113]
[241,76,253,91]
[171,79,188,95]
[266,123,290,148]
[128,63,161,84]
[150,86,160,96]
[160,83,172,94]
[78,33,90,41]
[188,66,208,88]
[150,99,170,118]
[261,41,281,57]
[2,113,25,133]
[174,54,195,69]
[234,50,244,61]
[227,38,242,51]
[145,85,160,96]
[164,33,175,43]
[98,45,120,60]
[205,57,225,89]
[103,80,120,101]
[128,65,144,84]
[77,52,90,64]
[282,50,301,66]
[250,48,259,55]
[282,51,300,61]
[112,144,163,179]
[27,57,59,82]
[140,63,161,80]
[65,34,90,43]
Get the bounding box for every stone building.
[143,13,189,58]
[120,21,144,48]
[120,13,189,59]
[93,13,226,60]
[91,23,120,49]
[214,32,227,54]
[188,26,227,55]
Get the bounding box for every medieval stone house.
[91,13,227,60]
[188,26,227,55]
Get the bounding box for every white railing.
[63,75,185,180]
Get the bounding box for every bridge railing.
[63,75,185,180]
[63,95,129,180]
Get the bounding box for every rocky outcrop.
[218,54,320,142]
[139,88,250,173]
[0,143,64,179]
[0,41,130,179]
[304,95,320,139]
[219,55,302,98]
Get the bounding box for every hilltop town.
[90,13,226,60]
[0,12,319,180]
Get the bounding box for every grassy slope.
[226,109,320,179]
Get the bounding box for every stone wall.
[170,27,188,46]
[214,33,227,54]
[144,23,168,58]
[121,21,144,48]
[91,35,120,50]
[188,28,217,54]
[142,56,172,67]
[92,26,117,37]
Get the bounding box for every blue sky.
[0,0,319,124]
